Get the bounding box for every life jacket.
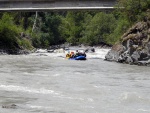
[66,53,71,58]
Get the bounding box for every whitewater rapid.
[29,48,110,59]
[1,48,150,113]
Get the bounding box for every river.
[0,48,150,113]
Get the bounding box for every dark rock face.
[105,15,150,66]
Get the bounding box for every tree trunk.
[32,11,38,32]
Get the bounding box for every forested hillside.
[0,0,149,51]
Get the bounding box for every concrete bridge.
[0,0,117,11]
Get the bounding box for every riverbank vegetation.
[0,0,149,51]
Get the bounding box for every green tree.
[106,18,130,44]
[117,0,150,23]
[81,12,117,45]
[59,11,85,45]
[31,12,63,48]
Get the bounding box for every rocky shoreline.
[105,15,150,66]
[0,49,32,55]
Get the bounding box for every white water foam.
[29,48,110,60]
[138,109,150,112]
[86,48,110,59]
[0,84,86,101]
[0,84,59,95]
[120,92,142,102]
[27,105,53,109]
[35,49,47,53]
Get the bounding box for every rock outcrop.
[105,11,150,66]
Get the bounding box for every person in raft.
[66,51,71,58]
[75,50,86,57]
[66,50,86,58]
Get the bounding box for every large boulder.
[105,13,150,66]
[105,44,125,61]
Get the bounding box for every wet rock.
[2,104,17,109]
[47,49,54,53]
[91,48,95,52]
[126,56,134,64]
[105,44,125,61]
[36,54,48,56]
[105,50,120,61]
[84,47,95,53]
[137,60,150,66]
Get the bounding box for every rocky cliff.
[105,10,150,66]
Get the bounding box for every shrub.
[0,14,20,49]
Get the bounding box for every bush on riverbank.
[0,14,20,49]
[0,13,33,53]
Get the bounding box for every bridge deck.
[0,0,116,11]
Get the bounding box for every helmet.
[71,52,74,54]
